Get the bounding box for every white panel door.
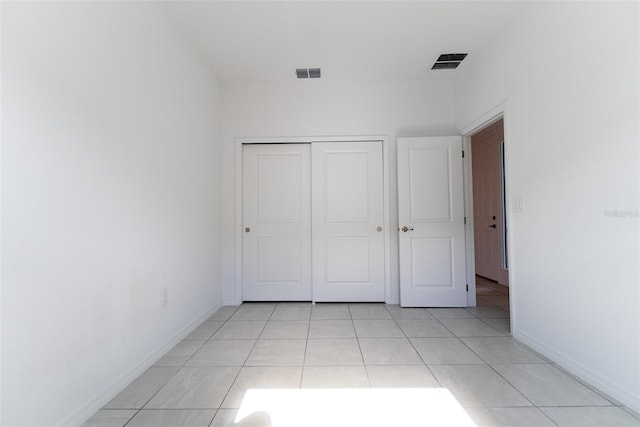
[243,144,311,301]
[312,142,385,302]
[397,137,466,307]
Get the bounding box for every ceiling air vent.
[431,53,468,70]
[296,67,321,79]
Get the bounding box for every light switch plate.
[513,196,525,213]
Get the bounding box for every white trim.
[513,328,640,413]
[64,302,223,427]
[240,136,311,144]
[382,138,392,303]
[501,105,515,334]
[462,136,477,307]
[460,100,508,136]
[233,139,243,305]
[459,101,512,318]
[234,136,392,305]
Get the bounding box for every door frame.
[461,102,514,320]
[233,135,391,305]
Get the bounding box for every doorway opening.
[469,117,511,332]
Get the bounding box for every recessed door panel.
[409,147,452,222]
[398,136,466,307]
[257,153,304,222]
[411,238,453,287]
[257,237,301,282]
[324,152,369,222]
[325,237,370,283]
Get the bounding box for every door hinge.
[466,284,469,292]
[464,216,467,225]
[462,150,465,158]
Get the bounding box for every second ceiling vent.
[431,53,468,70]
[296,68,321,79]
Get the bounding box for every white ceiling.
[164,1,524,84]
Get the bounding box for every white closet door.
[311,142,385,302]
[242,144,311,301]
[397,136,467,307]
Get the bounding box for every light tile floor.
[83,278,640,426]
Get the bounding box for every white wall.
[1,3,223,426]
[455,2,639,411]
[220,79,457,305]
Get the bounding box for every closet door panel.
[312,142,385,302]
[242,144,311,301]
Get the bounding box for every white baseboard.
[513,327,640,414]
[223,297,240,306]
[61,301,223,427]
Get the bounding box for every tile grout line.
[99,302,639,427]
[128,312,241,415]
[349,304,372,387]
[160,305,238,427]
[543,361,622,406]
[300,304,312,388]
[386,304,445,388]
[210,302,261,418]
[429,303,541,412]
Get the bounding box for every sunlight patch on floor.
[236,388,477,427]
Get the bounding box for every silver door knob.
[401,226,414,232]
